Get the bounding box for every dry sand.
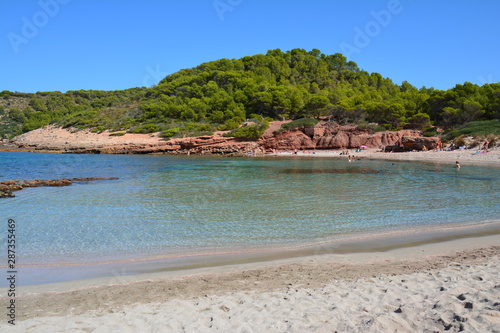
[278,147,500,167]
[1,236,499,332]
[357,148,500,167]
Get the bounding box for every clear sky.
[1,0,499,93]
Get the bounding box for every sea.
[1,151,499,286]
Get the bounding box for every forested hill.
[1,48,499,140]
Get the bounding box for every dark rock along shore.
[0,178,118,198]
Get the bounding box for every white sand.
[22,258,496,333]
[277,148,500,167]
[1,235,499,332]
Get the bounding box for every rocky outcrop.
[401,136,440,151]
[0,138,19,150]
[0,177,118,198]
[259,122,434,151]
[2,122,440,155]
[5,126,260,156]
[59,136,261,156]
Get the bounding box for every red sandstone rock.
[401,136,440,150]
[3,122,439,155]
[260,121,428,151]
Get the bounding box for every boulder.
[401,136,440,151]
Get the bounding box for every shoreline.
[6,219,500,288]
[2,234,499,331]
[2,131,499,331]
[3,145,500,168]
[3,124,498,167]
[270,148,500,167]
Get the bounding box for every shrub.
[454,135,466,147]
[91,126,109,133]
[374,125,387,132]
[381,123,398,131]
[277,118,319,133]
[356,122,380,131]
[408,113,432,129]
[423,127,437,137]
[224,121,269,140]
[197,124,211,132]
[110,132,126,136]
[160,128,179,138]
[445,119,500,141]
[356,122,369,130]
[218,119,241,131]
[130,124,160,134]
[249,113,262,120]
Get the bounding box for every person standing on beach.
[484,139,489,152]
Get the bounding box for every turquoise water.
[1,151,499,286]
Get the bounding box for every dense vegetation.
[1,48,499,140]
[0,88,147,138]
[444,119,500,141]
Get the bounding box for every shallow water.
[1,151,499,285]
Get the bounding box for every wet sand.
[1,235,499,332]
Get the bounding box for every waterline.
[1,152,499,286]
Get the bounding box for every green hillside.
[1,48,499,140]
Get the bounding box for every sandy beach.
[1,234,499,332]
[1,128,499,332]
[277,147,500,167]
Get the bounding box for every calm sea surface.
[1,151,499,286]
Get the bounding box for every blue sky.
[1,0,499,93]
